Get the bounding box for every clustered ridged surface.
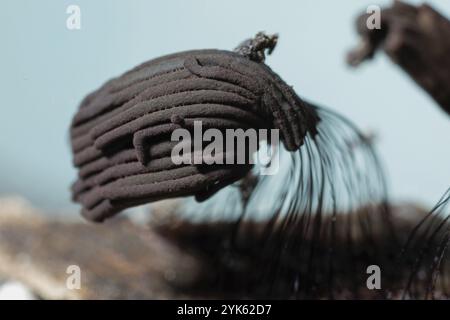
[70,48,319,222]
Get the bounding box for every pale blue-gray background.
[1,0,449,214]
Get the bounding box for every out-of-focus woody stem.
[348,0,450,115]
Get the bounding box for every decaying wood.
[0,198,204,299]
[1,197,447,299]
[348,0,450,115]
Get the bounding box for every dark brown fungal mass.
[70,33,319,222]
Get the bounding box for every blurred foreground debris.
[0,281,37,300]
[0,197,202,299]
[0,196,447,299]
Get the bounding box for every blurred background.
[1,0,449,217]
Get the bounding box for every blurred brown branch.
[348,0,450,115]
